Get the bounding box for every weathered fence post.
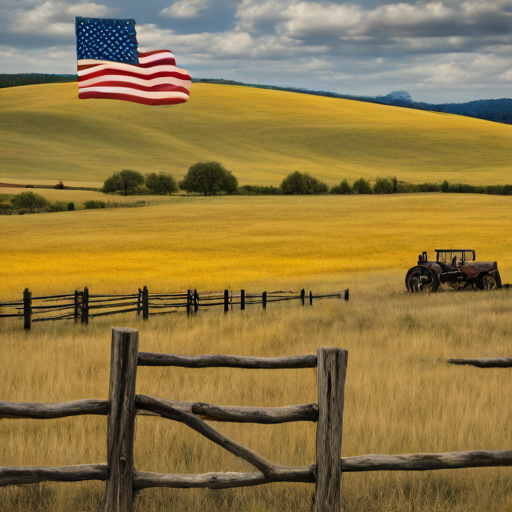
[187,290,192,316]
[137,289,142,317]
[241,289,245,310]
[23,288,31,330]
[344,289,349,301]
[142,287,149,320]
[301,289,305,306]
[309,290,313,306]
[194,289,199,313]
[224,290,229,313]
[102,328,139,512]
[262,291,267,310]
[74,290,80,324]
[316,347,348,512]
[82,287,89,325]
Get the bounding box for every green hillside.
[0,82,511,186]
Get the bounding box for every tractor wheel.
[477,272,500,290]
[405,267,440,293]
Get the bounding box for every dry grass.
[1,194,512,300]
[1,276,511,511]
[1,83,511,186]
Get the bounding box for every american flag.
[76,17,191,106]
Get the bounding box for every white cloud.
[0,43,76,73]
[236,0,512,42]
[5,0,109,36]
[159,0,209,19]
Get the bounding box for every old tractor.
[405,249,502,293]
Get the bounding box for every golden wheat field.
[1,83,511,186]
[1,194,512,299]
[1,193,512,511]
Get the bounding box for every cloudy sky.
[0,0,511,102]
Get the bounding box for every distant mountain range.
[1,73,510,126]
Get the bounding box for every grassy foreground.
[1,278,511,511]
[1,194,511,299]
[0,83,511,186]
[1,194,511,511]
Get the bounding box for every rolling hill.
[0,82,511,187]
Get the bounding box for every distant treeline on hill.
[195,79,512,126]
[0,74,77,89]
[239,175,512,196]
[376,96,512,126]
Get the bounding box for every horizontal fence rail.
[0,286,349,330]
[137,352,318,368]
[0,464,108,487]
[0,399,108,419]
[1,330,511,512]
[448,357,512,368]
[341,450,512,472]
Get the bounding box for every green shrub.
[417,182,440,193]
[238,185,281,195]
[486,185,512,195]
[352,178,373,194]
[373,177,394,194]
[50,201,67,212]
[11,192,50,212]
[68,202,75,211]
[332,179,353,194]
[0,203,14,215]
[280,171,329,194]
[84,200,106,209]
[340,179,352,194]
[106,201,146,208]
[145,172,178,195]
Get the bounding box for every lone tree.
[102,169,144,196]
[280,171,329,194]
[145,172,178,195]
[179,162,238,196]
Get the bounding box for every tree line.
[0,73,77,89]
[100,163,512,197]
[2,162,510,215]
[0,192,145,215]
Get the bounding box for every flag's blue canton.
[76,17,139,65]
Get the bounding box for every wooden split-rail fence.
[1,329,512,511]
[0,287,349,330]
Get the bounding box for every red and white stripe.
[77,50,191,106]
